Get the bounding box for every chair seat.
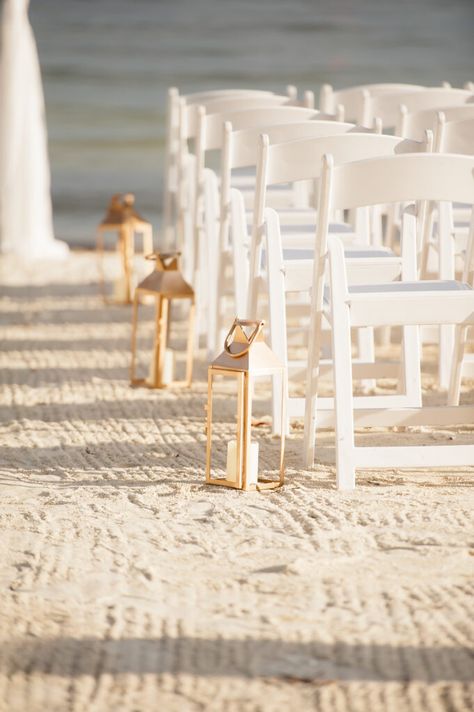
[348,279,471,294]
[344,280,474,327]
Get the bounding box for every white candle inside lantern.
[113,275,128,301]
[162,348,175,385]
[226,440,259,486]
[147,348,175,386]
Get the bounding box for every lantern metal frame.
[206,319,286,491]
[96,193,153,305]
[130,251,195,389]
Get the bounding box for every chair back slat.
[403,104,474,140]
[320,83,425,121]
[202,107,318,151]
[329,153,474,210]
[366,88,473,129]
[436,116,474,155]
[229,120,355,170]
[264,134,424,186]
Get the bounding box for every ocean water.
[29,0,474,247]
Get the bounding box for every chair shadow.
[1,636,472,682]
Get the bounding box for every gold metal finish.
[96,193,153,305]
[130,251,195,389]
[206,318,286,492]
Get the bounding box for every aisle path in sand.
[0,253,473,712]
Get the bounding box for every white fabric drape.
[0,0,67,257]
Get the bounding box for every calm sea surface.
[29,0,474,247]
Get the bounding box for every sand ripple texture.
[0,253,473,712]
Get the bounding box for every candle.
[162,348,175,385]
[226,440,259,486]
[147,348,175,386]
[113,275,129,301]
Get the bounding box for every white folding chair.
[176,95,314,263]
[210,118,359,355]
[304,153,474,489]
[432,116,474,400]
[249,132,428,433]
[189,105,319,341]
[369,89,473,253]
[161,86,302,247]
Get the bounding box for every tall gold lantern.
[96,193,153,304]
[130,252,195,388]
[206,319,286,491]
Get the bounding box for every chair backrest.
[226,120,357,172]
[192,106,320,225]
[175,101,312,226]
[180,95,310,140]
[219,120,359,246]
[315,153,474,298]
[402,104,474,141]
[183,88,277,104]
[167,87,291,142]
[253,132,427,232]
[319,83,426,122]
[321,152,474,214]
[199,106,319,153]
[435,115,474,154]
[365,88,473,131]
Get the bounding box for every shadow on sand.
[1,636,472,682]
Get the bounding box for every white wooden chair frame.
[248,133,428,434]
[304,153,474,489]
[175,95,314,266]
[161,86,292,245]
[190,104,320,342]
[209,118,360,355]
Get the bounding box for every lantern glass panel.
[207,370,246,488]
[132,295,193,388]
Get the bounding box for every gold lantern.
[130,252,195,388]
[206,319,286,491]
[96,193,153,304]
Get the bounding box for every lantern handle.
[224,319,265,358]
[145,250,182,262]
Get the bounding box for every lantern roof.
[99,193,150,228]
[136,252,194,299]
[211,319,283,374]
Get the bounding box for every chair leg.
[439,325,455,390]
[303,309,324,468]
[328,242,356,490]
[331,291,356,490]
[265,210,289,436]
[357,326,375,391]
[398,325,422,405]
[438,207,456,389]
[448,325,468,406]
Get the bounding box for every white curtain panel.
[0,0,67,257]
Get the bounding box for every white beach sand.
[0,252,473,712]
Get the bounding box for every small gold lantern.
[206,319,286,491]
[96,193,153,304]
[130,252,195,388]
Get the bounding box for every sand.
[0,251,473,712]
